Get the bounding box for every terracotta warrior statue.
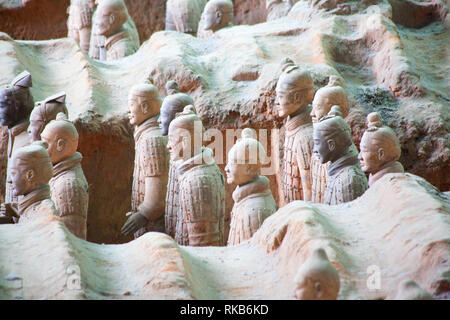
[225,128,277,245]
[201,0,234,33]
[310,76,349,203]
[67,0,96,53]
[313,106,368,205]
[359,112,404,187]
[40,113,89,239]
[166,0,208,35]
[91,0,139,61]
[121,83,170,238]
[294,248,340,300]
[276,59,315,205]
[28,92,68,142]
[394,279,434,300]
[266,0,299,21]
[168,105,225,246]
[159,80,195,238]
[9,141,58,223]
[0,71,34,206]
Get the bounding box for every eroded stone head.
[294,248,340,300]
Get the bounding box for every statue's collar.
[52,152,83,177]
[232,175,270,204]
[18,184,51,216]
[105,30,128,50]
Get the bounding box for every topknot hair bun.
[327,75,345,88]
[280,57,297,73]
[56,112,69,121]
[241,128,257,140]
[182,105,197,115]
[367,112,382,130]
[328,105,343,117]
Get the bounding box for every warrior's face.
[159,101,175,136]
[313,129,334,164]
[0,89,17,128]
[311,92,331,124]
[9,156,34,197]
[128,94,148,126]
[225,160,251,185]
[167,129,184,161]
[27,119,45,142]
[358,133,383,173]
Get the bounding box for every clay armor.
[18,185,58,223]
[132,117,170,238]
[176,148,225,246]
[310,153,328,203]
[105,30,139,61]
[49,152,89,239]
[19,199,58,224]
[6,121,31,204]
[228,176,277,246]
[281,112,313,204]
[165,160,181,238]
[67,0,93,39]
[323,148,368,205]
[166,0,208,34]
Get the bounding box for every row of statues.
[0,72,88,239]
[0,56,405,247]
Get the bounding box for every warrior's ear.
[12,71,32,88]
[25,169,35,182]
[215,10,223,22]
[109,13,116,25]
[378,148,385,161]
[327,139,336,152]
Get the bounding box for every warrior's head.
[275,59,314,119]
[294,248,340,300]
[10,141,53,197]
[41,113,79,165]
[0,71,34,128]
[28,92,68,142]
[203,0,234,32]
[94,0,128,37]
[358,112,401,174]
[313,106,352,164]
[159,81,194,136]
[225,128,267,185]
[311,76,348,124]
[168,105,204,161]
[128,82,162,127]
